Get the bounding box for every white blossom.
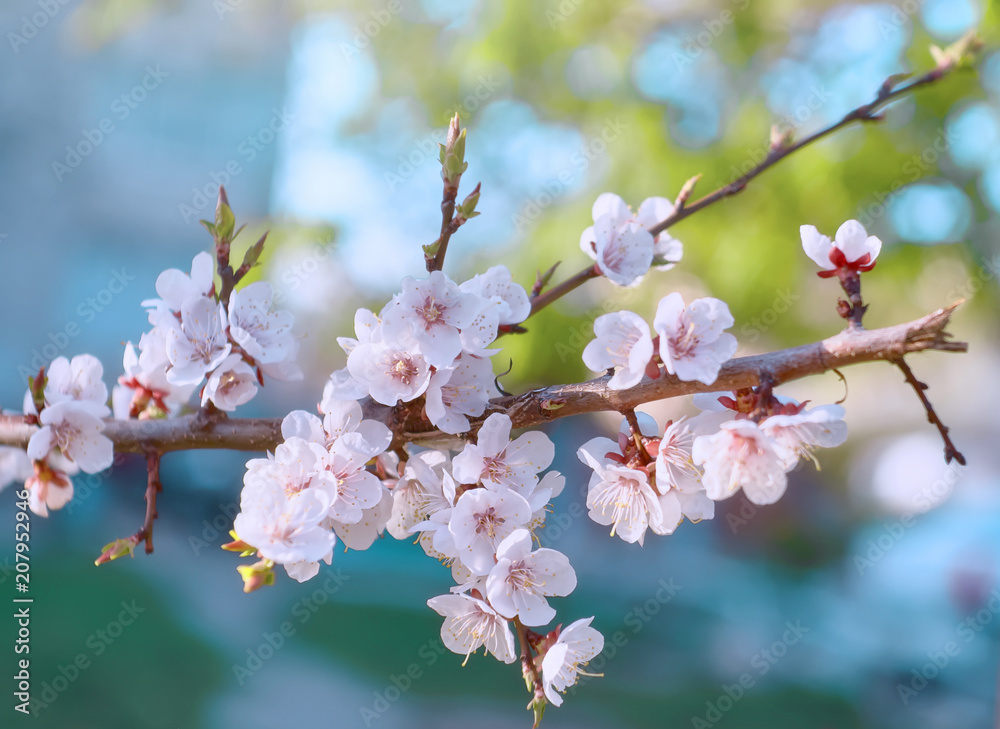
[451,414,554,492]
[43,354,108,407]
[330,483,393,551]
[113,339,196,419]
[27,401,113,474]
[387,450,453,540]
[380,270,479,368]
[576,437,663,544]
[233,481,334,565]
[164,296,231,386]
[325,436,385,525]
[202,354,258,411]
[693,420,788,505]
[425,354,500,435]
[580,193,683,286]
[426,593,517,664]
[653,292,737,385]
[347,336,431,406]
[761,404,848,469]
[448,486,532,575]
[582,310,654,389]
[459,265,531,326]
[25,463,74,518]
[541,617,605,706]
[143,251,214,313]
[633,196,684,270]
[485,529,576,626]
[801,219,881,273]
[228,281,296,364]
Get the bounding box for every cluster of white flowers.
[574,216,874,546]
[577,393,848,545]
[229,403,602,703]
[579,193,683,287]
[329,265,529,434]
[120,251,301,417]
[583,292,737,387]
[0,181,885,717]
[0,249,304,518]
[232,397,393,582]
[19,355,114,516]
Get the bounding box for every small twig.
[518,61,960,328]
[647,63,956,238]
[527,264,600,318]
[137,451,163,553]
[892,357,966,465]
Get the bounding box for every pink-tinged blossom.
[693,420,788,505]
[582,311,654,390]
[425,354,500,435]
[801,219,881,276]
[451,413,555,492]
[347,336,431,406]
[653,292,737,385]
[27,401,113,474]
[228,281,296,364]
[541,617,605,706]
[44,354,108,407]
[485,529,577,627]
[579,194,653,287]
[761,404,848,469]
[580,193,683,286]
[25,463,74,518]
[459,265,531,326]
[426,592,517,664]
[164,296,232,386]
[577,438,662,545]
[201,354,258,411]
[448,486,532,575]
[380,270,479,367]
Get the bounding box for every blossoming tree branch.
[0,38,980,725]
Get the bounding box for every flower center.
[418,297,445,329]
[474,505,505,540]
[384,353,419,384]
[669,315,699,358]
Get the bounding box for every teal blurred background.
[2,0,1000,727]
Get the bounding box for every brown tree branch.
[0,303,965,454]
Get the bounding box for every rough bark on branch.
[0,303,965,454]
